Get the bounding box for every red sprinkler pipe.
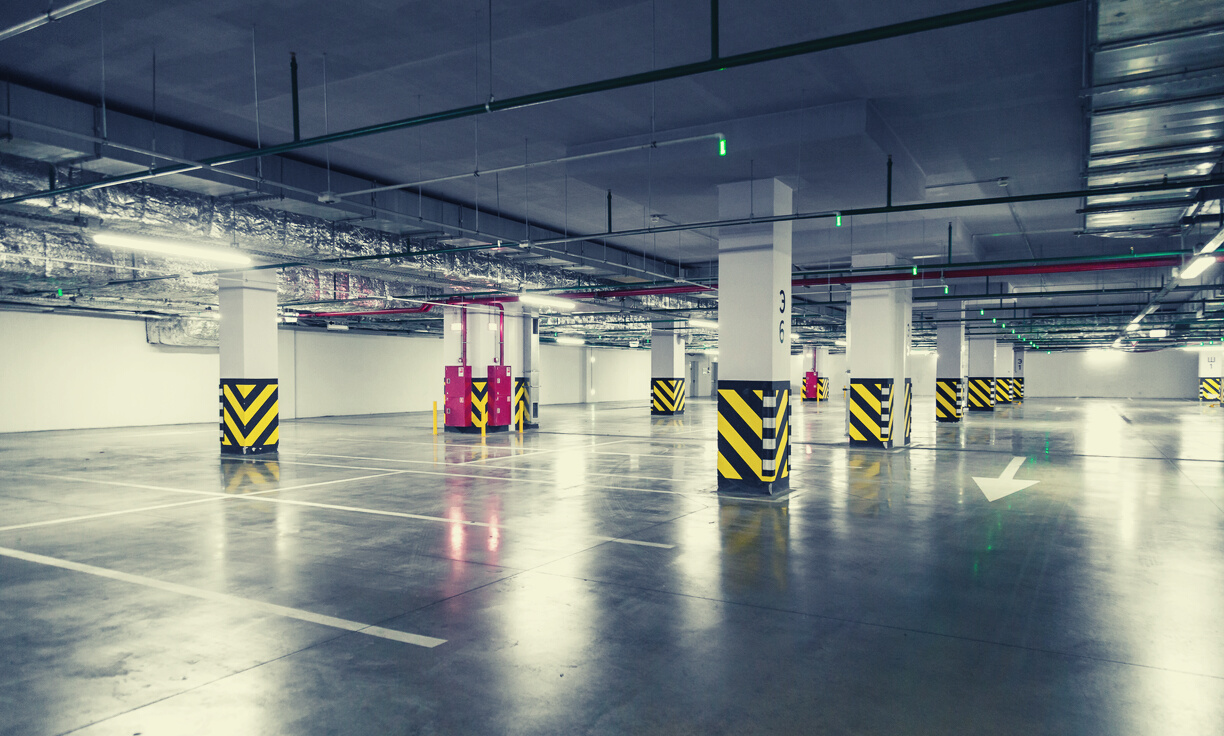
[494,302,505,366]
[307,303,433,317]
[460,304,468,366]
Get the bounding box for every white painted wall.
[0,311,219,433]
[0,311,655,432]
[910,352,937,395]
[1026,349,1198,398]
[590,347,651,403]
[538,344,583,405]
[284,330,444,419]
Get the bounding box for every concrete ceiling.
[0,0,1220,349]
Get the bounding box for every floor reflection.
[719,498,790,593]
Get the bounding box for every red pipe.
[308,303,432,317]
[494,302,505,367]
[302,255,1202,317]
[460,304,468,366]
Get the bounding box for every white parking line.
[0,545,445,648]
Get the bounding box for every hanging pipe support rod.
[0,0,1081,207]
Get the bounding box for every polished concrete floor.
[1,396,1222,735]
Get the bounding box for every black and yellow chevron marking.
[1201,377,1221,401]
[996,378,1013,404]
[651,377,686,415]
[717,380,790,495]
[1014,377,1024,401]
[818,377,829,401]
[849,378,892,448]
[935,378,962,422]
[903,378,913,445]
[221,459,281,493]
[967,377,995,411]
[471,379,489,428]
[514,377,532,425]
[220,379,279,455]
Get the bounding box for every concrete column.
[935,307,964,422]
[218,270,279,456]
[517,309,541,427]
[716,178,792,495]
[1198,350,1223,401]
[967,338,997,411]
[1013,345,1025,401]
[994,341,1014,404]
[650,329,686,415]
[847,254,912,447]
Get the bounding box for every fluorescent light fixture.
[1147,328,1168,338]
[519,293,577,311]
[834,338,847,346]
[555,336,585,346]
[1178,255,1216,281]
[629,340,640,348]
[790,332,801,341]
[1201,226,1224,255]
[688,318,719,330]
[326,323,349,331]
[92,232,252,265]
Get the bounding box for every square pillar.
[1013,345,1025,401]
[1199,351,1222,401]
[967,338,996,411]
[994,342,1015,404]
[716,178,792,496]
[935,307,964,422]
[219,270,279,456]
[847,254,912,448]
[650,329,686,415]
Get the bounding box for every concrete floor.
[1,396,1222,735]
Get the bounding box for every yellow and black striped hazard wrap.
[849,378,892,448]
[996,378,1013,404]
[651,377,686,415]
[220,459,280,493]
[717,380,790,495]
[967,377,995,411]
[903,378,913,445]
[1201,377,1221,401]
[935,378,961,422]
[470,379,489,428]
[514,377,532,426]
[1014,377,1024,400]
[818,377,829,401]
[220,379,279,455]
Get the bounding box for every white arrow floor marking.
[972,456,1039,502]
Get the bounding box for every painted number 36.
[778,289,786,344]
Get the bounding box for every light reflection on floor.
[0,397,1222,734]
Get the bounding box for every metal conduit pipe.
[307,254,1208,318]
[0,0,110,43]
[338,134,725,199]
[0,0,1080,207]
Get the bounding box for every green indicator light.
[718,139,727,156]
[943,285,949,294]
[992,318,997,324]
[912,266,918,276]
[56,289,63,297]
[835,213,842,227]
[979,309,984,316]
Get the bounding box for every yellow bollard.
[481,421,486,443]
[432,401,438,435]
[519,410,524,434]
